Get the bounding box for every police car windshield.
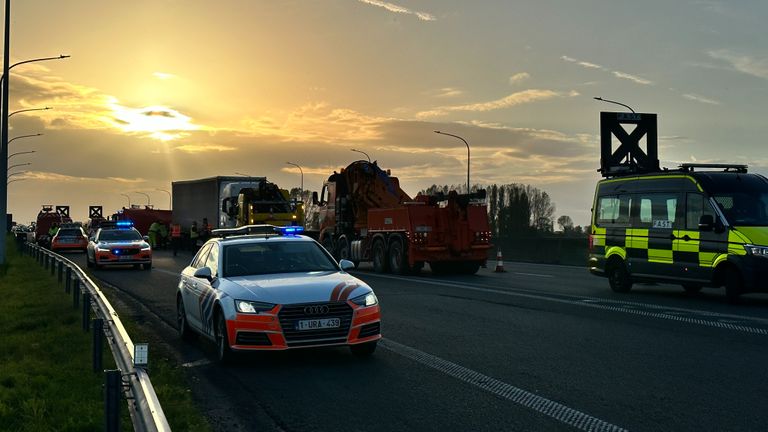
[99,230,142,241]
[223,241,338,277]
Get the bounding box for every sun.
[110,102,199,141]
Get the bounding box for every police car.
[589,112,768,301]
[86,221,153,270]
[51,223,88,253]
[176,225,381,362]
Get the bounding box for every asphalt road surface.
[66,250,768,432]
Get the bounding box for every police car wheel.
[177,298,195,341]
[607,260,632,293]
[682,284,703,294]
[215,313,235,363]
[350,341,377,358]
[143,262,152,270]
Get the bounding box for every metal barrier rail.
[26,243,171,432]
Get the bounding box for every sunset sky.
[4,0,768,227]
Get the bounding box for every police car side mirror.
[312,191,319,205]
[698,215,714,231]
[143,235,150,242]
[193,266,213,282]
[339,259,355,271]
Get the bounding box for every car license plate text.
[297,318,340,330]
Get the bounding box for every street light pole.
[593,97,636,113]
[285,162,304,196]
[120,193,131,207]
[8,107,51,118]
[135,192,151,206]
[434,130,471,194]
[7,150,35,161]
[156,188,171,210]
[0,0,11,265]
[350,148,371,163]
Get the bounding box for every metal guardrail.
[25,243,171,432]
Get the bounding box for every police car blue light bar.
[116,220,134,228]
[277,226,304,235]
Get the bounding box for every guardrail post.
[50,257,56,276]
[104,369,121,432]
[65,268,72,294]
[92,318,104,372]
[44,253,49,270]
[82,292,91,332]
[73,279,80,309]
[57,262,63,283]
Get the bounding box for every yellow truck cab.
[588,112,768,301]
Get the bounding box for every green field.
[0,241,210,431]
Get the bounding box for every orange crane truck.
[313,160,491,274]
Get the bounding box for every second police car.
[86,221,153,270]
[176,225,382,362]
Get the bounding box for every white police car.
[86,221,152,270]
[176,225,382,362]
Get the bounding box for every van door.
[673,193,717,282]
[629,192,682,278]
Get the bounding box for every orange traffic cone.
[494,250,505,272]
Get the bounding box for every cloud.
[683,93,720,105]
[561,55,652,85]
[430,87,463,98]
[611,71,652,85]
[153,72,176,80]
[357,0,436,21]
[708,49,768,79]
[508,72,530,85]
[173,144,237,153]
[416,89,571,118]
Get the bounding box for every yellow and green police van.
[589,164,768,301]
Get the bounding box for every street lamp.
[7,162,30,172]
[6,171,26,180]
[593,96,636,113]
[120,193,131,207]
[7,150,35,161]
[7,178,25,186]
[285,162,304,195]
[350,148,371,162]
[135,191,151,206]
[434,130,471,193]
[156,188,171,210]
[0,55,70,87]
[8,106,51,118]
[8,133,42,145]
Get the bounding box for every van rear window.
[596,195,631,226]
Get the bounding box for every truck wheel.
[321,236,334,256]
[459,261,480,275]
[388,239,409,275]
[373,240,389,273]
[607,259,632,293]
[337,236,351,262]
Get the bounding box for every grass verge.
[0,241,210,431]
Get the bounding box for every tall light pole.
[135,192,151,206]
[434,130,471,193]
[593,96,636,113]
[350,148,371,163]
[156,188,171,210]
[8,107,51,118]
[7,150,34,161]
[120,193,131,207]
[285,162,304,195]
[0,49,70,264]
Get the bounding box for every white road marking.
[182,358,211,368]
[362,273,768,334]
[381,339,628,432]
[514,272,554,278]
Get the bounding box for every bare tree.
[557,215,574,232]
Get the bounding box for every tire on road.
[724,266,743,304]
[215,311,235,363]
[373,239,389,273]
[388,237,409,275]
[606,258,632,293]
[177,296,195,341]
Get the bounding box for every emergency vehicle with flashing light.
[50,223,88,253]
[86,220,152,270]
[176,224,381,362]
[589,112,768,302]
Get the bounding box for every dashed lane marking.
[381,339,628,432]
[182,358,212,368]
[514,272,554,278]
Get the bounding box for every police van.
[588,112,768,301]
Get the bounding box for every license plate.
[296,318,340,331]
[119,255,133,261]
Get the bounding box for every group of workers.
[150,218,212,256]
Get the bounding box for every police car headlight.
[235,300,275,314]
[744,244,768,257]
[96,243,111,252]
[350,292,378,307]
[140,242,151,251]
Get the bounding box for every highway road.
[67,250,768,432]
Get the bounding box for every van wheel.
[607,260,632,293]
[724,267,743,304]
